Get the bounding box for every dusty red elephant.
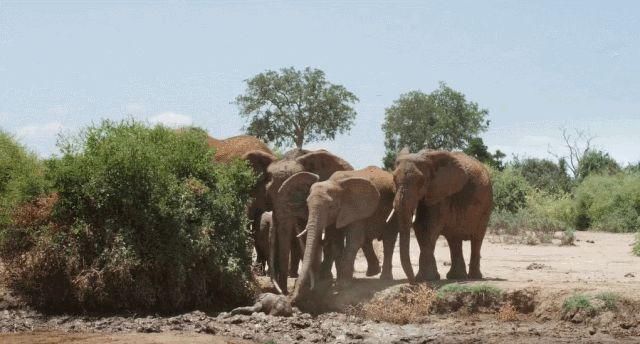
[390,148,493,282]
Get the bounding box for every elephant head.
[267,150,353,294]
[243,150,278,212]
[291,176,380,303]
[390,148,470,281]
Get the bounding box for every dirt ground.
[1,231,638,343]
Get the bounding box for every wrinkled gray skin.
[266,149,354,295]
[229,293,293,317]
[291,167,405,303]
[254,211,273,274]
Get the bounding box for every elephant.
[390,148,493,282]
[254,211,273,274]
[289,166,408,303]
[196,132,278,273]
[265,149,356,294]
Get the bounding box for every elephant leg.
[338,226,365,286]
[469,235,484,279]
[276,224,292,295]
[380,226,398,280]
[416,208,442,282]
[320,226,342,280]
[289,233,301,278]
[362,239,381,277]
[253,212,267,275]
[445,236,468,279]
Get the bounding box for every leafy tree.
[511,157,572,194]
[463,137,505,170]
[236,67,358,149]
[382,82,490,169]
[577,149,620,180]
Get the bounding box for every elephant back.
[209,135,273,163]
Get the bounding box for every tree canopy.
[577,149,621,179]
[235,67,358,149]
[463,137,505,171]
[381,82,490,169]
[511,157,572,194]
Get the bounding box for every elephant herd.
[207,134,493,304]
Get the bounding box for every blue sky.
[1,1,639,168]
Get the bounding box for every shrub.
[634,234,640,257]
[0,131,49,226]
[436,283,502,299]
[594,292,619,311]
[491,167,531,213]
[0,120,257,312]
[577,149,621,180]
[489,189,574,244]
[562,294,595,315]
[572,173,640,232]
[512,158,572,194]
[359,284,435,324]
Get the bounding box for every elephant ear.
[424,152,470,201]
[296,150,353,181]
[336,177,380,229]
[277,172,320,219]
[243,150,277,178]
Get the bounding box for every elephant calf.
[229,293,293,317]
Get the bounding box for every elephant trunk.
[291,208,325,303]
[394,186,415,282]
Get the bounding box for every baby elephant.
[230,293,293,317]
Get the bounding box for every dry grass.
[358,284,436,325]
[497,303,518,321]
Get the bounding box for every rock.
[620,323,634,329]
[230,316,245,324]
[588,327,597,335]
[136,324,161,333]
[202,322,218,334]
[624,273,635,278]
[586,240,595,244]
[526,263,546,270]
[347,331,364,339]
[571,312,585,324]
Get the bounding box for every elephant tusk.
[412,212,416,224]
[385,208,395,223]
[271,278,283,294]
[296,228,308,238]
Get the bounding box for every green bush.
[490,167,531,213]
[511,158,572,194]
[572,173,640,232]
[0,131,49,226]
[633,234,640,257]
[0,120,257,312]
[563,294,595,315]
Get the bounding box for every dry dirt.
[1,231,639,343]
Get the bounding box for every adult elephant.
[201,132,278,272]
[390,148,492,282]
[290,166,408,303]
[266,149,355,294]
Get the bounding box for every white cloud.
[148,112,193,128]
[17,122,64,139]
